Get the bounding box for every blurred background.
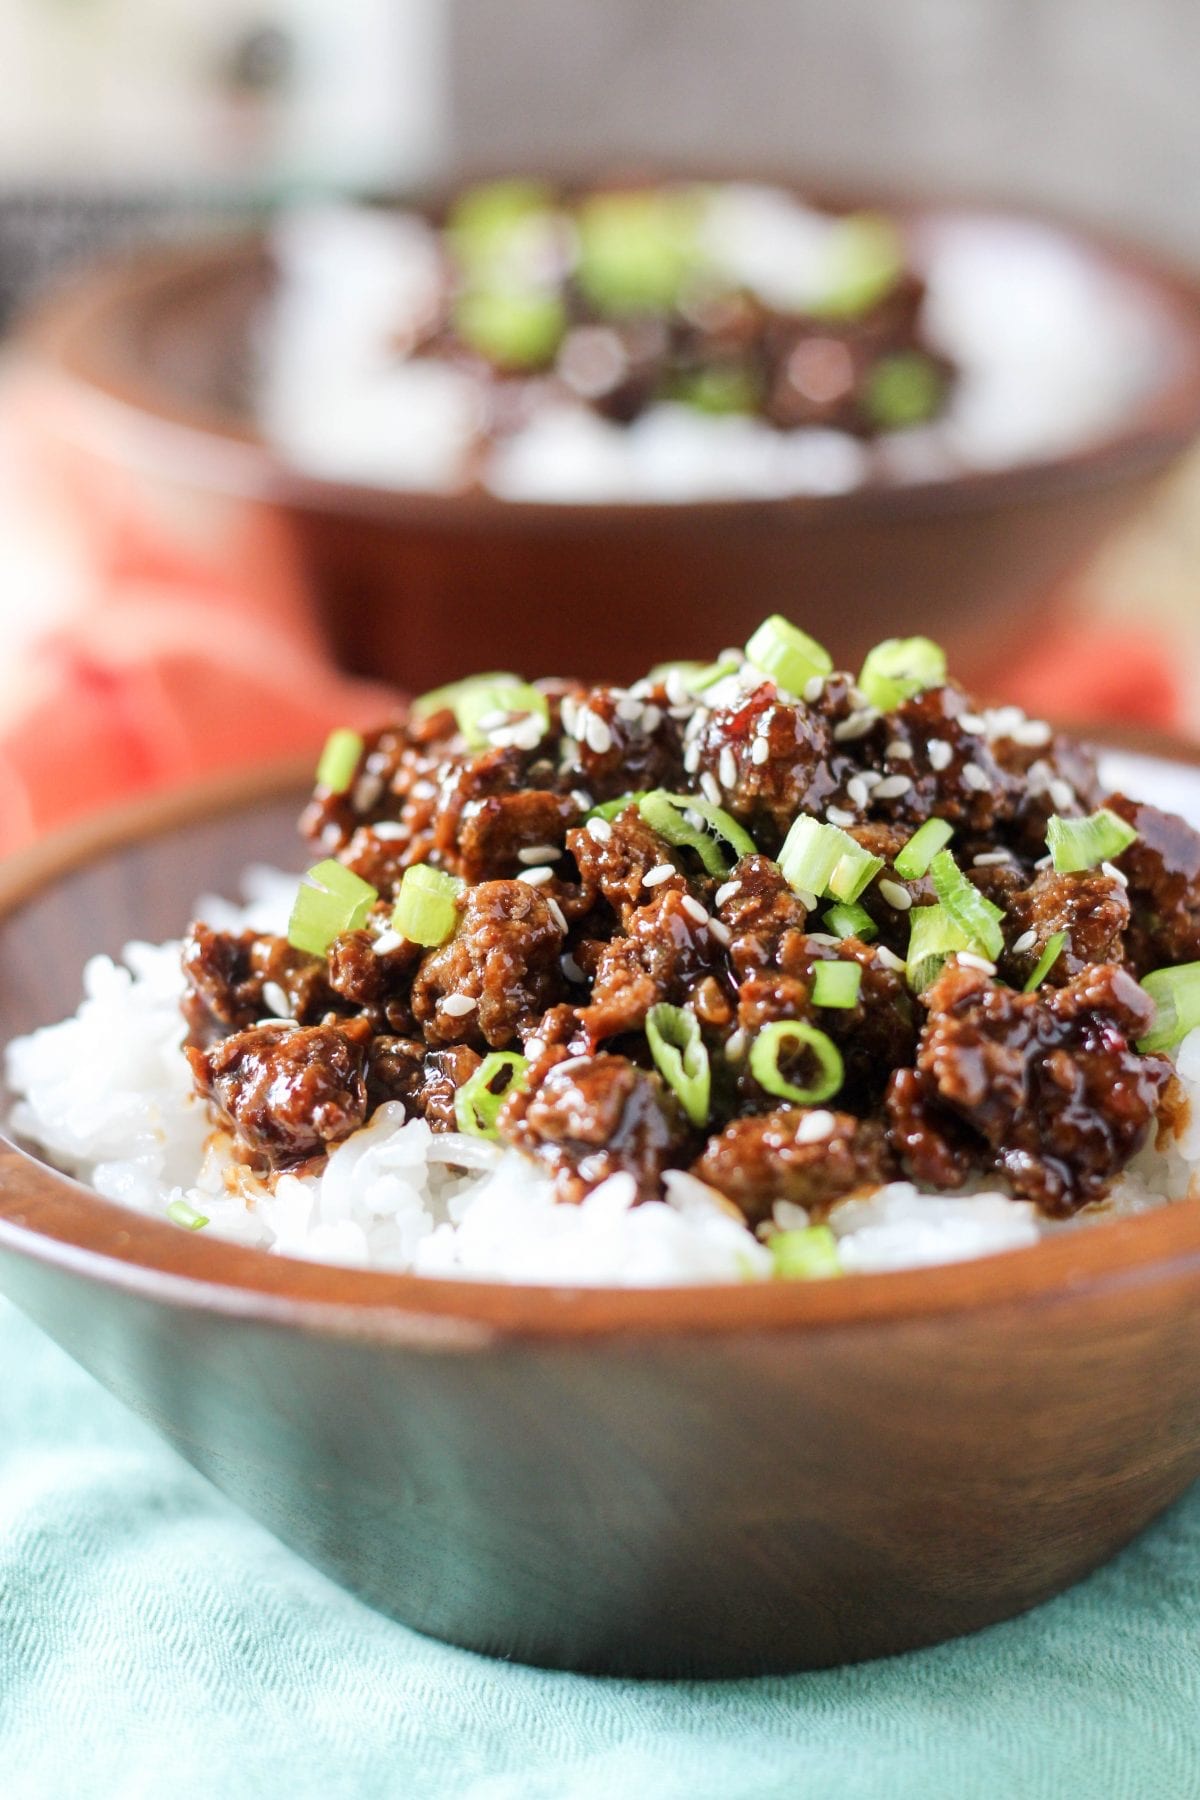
[3,0,1200,850]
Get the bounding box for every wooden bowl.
[4,748,1200,1676]
[15,193,1200,692]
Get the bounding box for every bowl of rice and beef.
[6,616,1200,1673]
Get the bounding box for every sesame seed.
[570,788,593,810]
[833,710,877,742]
[518,844,560,865]
[615,695,643,722]
[371,928,403,956]
[959,712,987,734]
[262,981,291,1018]
[644,863,676,887]
[561,953,585,983]
[586,817,612,843]
[826,805,856,828]
[972,850,1011,866]
[886,739,912,760]
[1102,860,1129,887]
[700,771,723,805]
[796,1110,836,1144]
[846,775,869,809]
[681,895,709,925]
[1049,779,1075,812]
[475,709,508,733]
[927,739,952,771]
[725,1028,746,1062]
[684,742,702,773]
[665,671,691,708]
[878,879,912,911]
[859,769,883,789]
[751,737,770,766]
[523,1037,545,1062]
[1012,929,1037,955]
[584,712,614,755]
[352,772,383,811]
[546,898,568,934]
[793,887,819,912]
[560,698,580,737]
[441,993,478,1017]
[641,705,663,733]
[517,867,554,886]
[1034,852,1053,869]
[962,762,990,792]
[876,947,907,973]
[715,880,742,908]
[873,774,912,800]
[707,917,732,947]
[411,779,437,801]
[803,675,825,703]
[371,821,408,841]
[956,952,996,975]
[1013,719,1052,748]
[719,747,738,790]
[805,932,841,946]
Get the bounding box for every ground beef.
[366,1035,482,1130]
[500,1052,688,1202]
[412,879,566,1049]
[181,924,336,1046]
[1107,794,1200,974]
[692,1110,893,1225]
[997,868,1130,989]
[188,1018,371,1167]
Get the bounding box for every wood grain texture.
[4,764,1200,1674]
[16,192,1200,689]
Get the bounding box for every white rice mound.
[7,858,1198,1286]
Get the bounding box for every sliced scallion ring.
[455,679,550,750]
[744,615,833,698]
[453,288,566,370]
[779,816,883,905]
[1023,931,1067,994]
[455,1052,529,1139]
[1046,807,1139,875]
[810,960,863,1009]
[166,1198,209,1231]
[857,636,947,713]
[638,791,755,877]
[586,790,650,823]
[929,850,1005,963]
[822,900,877,942]
[1137,963,1200,1055]
[412,672,518,723]
[392,863,464,947]
[893,817,953,880]
[645,1003,711,1127]
[288,860,379,958]
[770,1225,843,1280]
[906,901,969,993]
[316,728,364,795]
[749,1020,844,1106]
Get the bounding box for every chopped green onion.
[648,660,708,683]
[586,789,650,823]
[1046,807,1139,875]
[822,900,877,943]
[749,1020,844,1106]
[894,816,954,880]
[316,728,363,795]
[1023,931,1067,994]
[770,1225,843,1280]
[455,679,550,750]
[675,364,759,415]
[810,960,863,1009]
[454,288,567,370]
[576,187,701,314]
[455,1052,529,1139]
[929,850,1005,962]
[778,816,883,905]
[690,655,743,691]
[392,863,464,948]
[906,901,969,993]
[167,1198,209,1232]
[1138,963,1200,1054]
[744,615,833,697]
[446,179,555,272]
[288,860,379,957]
[857,637,947,713]
[811,212,904,319]
[412,672,518,722]
[645,1003,711,1128]
[638,791,756,877]
[864,352,944,430]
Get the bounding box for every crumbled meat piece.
[1107,794,1200,974]
[998,868,1129,988]
[455,787,581,884]
[884,1066,974,1188]
[567,805,683,925]
[914,960,1170,1213]
[717,855,810,978]
[412,879,565,1048]
[692,1110,893,1226]
[500,1052,688,1202]
[366,1035,482,1129]
[692,684,844,850]
[181,925,335,1046]
[575,885,718,1046]
[188,1018,371,1166]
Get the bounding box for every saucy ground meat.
[182,626,1191,1240]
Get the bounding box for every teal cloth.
[2,1293,1198,1800]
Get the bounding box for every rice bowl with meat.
[10,619,1200,1284]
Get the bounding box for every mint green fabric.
[2,1292,1198,1800]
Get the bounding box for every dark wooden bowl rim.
[3,737,1200,1345]
[19,182,1200,528]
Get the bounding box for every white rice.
[6,848,1197,1285]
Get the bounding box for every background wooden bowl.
[16,192,1200,692]
[3,755,1200,1676]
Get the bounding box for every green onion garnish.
[691,655,743,691]
[288,860,379,957]
[453,288,567,370]
[1138,964,1200,1054]
[586,790,650,823]
[392,864,464,948]
[455,679,550,750]
[811,212,904,320]
[770,1225,843,1280]
[638,792,755,877]
[929,850,1005,963]
[810,960,863,1009]
[893,817,954,880]
[412,672,518,722]
[744,615,833,698]
[779,816,884,905]
[1046,808,1139,875]
[675,365,759,415]
[863,352,944,430]
[645,1003,711,1128]
[455,1052,529,1139]
[749,1020,844,1106]
[1023,931,1067,994]
[316,728,364,795]
[905,901,969,993]
[446,179,555,272]
[822,900,877,942]
[857,637,947,713]
[166,1198,209,1232]
[576,187,700,314]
